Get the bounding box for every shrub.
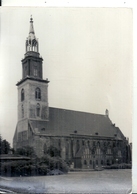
[39,155,69,173]
[104,163,132,169]
[0,154,68,176]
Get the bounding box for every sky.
[0,7,132,145]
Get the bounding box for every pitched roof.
[29,107,125,139]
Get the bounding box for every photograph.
[0,7,132,193]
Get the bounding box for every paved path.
[0,169,131,193]
[0,188,15,193]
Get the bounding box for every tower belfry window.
[36,103,40,117]
[35,87,41,100]
[24,66,27,77]
[34,68,38,76]
[21,89,25,101]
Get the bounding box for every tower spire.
[26,16,39,53]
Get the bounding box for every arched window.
[118,150,122,157]
[35,88,41,100]
[93,141,96,146]
[96,147,101,155]
[21,89,25,101]
[107,148,112,155]
[82,140,85,146]
[97,141,100,147]
[76,140,80,152]
[36,103,40,117]
[22,104,24,118]
[58,139,61,148]
[66,143,69,158]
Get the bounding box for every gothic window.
[58,139,61,148]
[66,144,69,158]
[82,140,85,146]
[22,104,24,118]
[76,140,80,152]
[96,147,101,155]
[97,141,100,147]
[83,148,91,159]
[107,148,112,155]
[117,142,120,147]
[118,150,122,157]
[113,142,116,147]
[21,89,25,101]
[36,103,40,117]
[35,88,41,100]
[107,141,110,146]
[71,139,73,158]
[93,141,96,146]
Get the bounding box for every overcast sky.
[0,7,132,145]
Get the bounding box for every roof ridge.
[49,106,106,117]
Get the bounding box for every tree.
[46,145,61,157]
[15,146,36,157]
[0,135,11,154]
[0,135,2,154]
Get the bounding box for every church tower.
[17,16,49,121]
[13,17,49,152]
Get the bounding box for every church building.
[13,17,130,169]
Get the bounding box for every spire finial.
[30,15,33,22]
